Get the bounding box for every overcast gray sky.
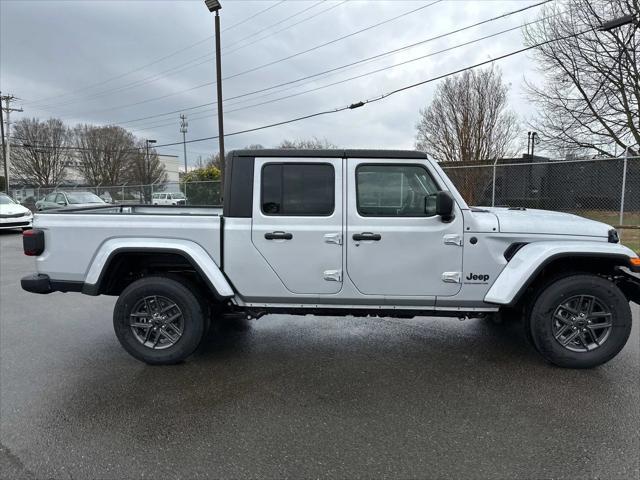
[1,0,544,166]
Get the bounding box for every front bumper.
[21,274,83,295]
[618,268,640,306]
[0,218,31,229]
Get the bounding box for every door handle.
[265,231,293,240]
[352,232,381,241]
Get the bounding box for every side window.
[356,164,440,217]
[261,163,335,216]
[167,194,173,200]
[55,193,66,204]
[45,193,57,202]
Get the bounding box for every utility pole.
[1,94,23,195]
[180,114,188,174]
[145,139,156,203]
[0,93,6,194]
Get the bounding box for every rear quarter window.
[261,163,335,216]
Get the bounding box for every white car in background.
[151,192,187,205]
[0,193,32,231]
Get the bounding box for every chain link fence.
[11,180,223,209]
[9,156,640,251]
[441,156,640,251]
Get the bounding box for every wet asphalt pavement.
[1,230,639,479]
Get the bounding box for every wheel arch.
[485,241,639,306]
[83,240,234,301]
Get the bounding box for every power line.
[7,27,582,155]
[13,11,593,154]
[22,1,287,108]
[31,0,335,112]
[129,20,542,134]
[222,0,345,55]
[116,1,551,129]
[221,0,286,32]
[148,25,596,150]
[47,1,442,120]
[222,0,442,82]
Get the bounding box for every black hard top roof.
[229,149,429,159]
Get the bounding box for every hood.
[0,203,31,216]
[482,207,612,238]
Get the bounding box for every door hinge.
[442,271,461,283]
[324,233,342,245]
[323,269,342,282]
[443,234,463,246]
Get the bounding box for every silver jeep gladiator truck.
[21,149,640,368]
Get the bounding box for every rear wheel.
[113,276,206,365]
[528,274,631,368]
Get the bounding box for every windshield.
[0,194,16,205]
[171,192,186,199]
[66,192,104,204]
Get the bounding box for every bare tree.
[125,142,167,201]
[523,0,639,156]
[278,137,336,149]
[74,124,136,185]
[10,118,70,187]
[415,66,519,163]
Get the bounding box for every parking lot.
[0,230,638,479]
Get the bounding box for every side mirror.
[435,191,455,222]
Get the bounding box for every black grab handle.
[352,232,381,241]
[265,231,293,240]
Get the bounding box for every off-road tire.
[113,276,206,365]
[528,274,631,368]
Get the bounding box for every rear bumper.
[21,274,83,295]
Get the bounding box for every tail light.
[23,229,45,256]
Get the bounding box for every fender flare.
[484,241,638,305]
[82,238,234,300]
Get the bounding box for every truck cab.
[223,150,468,308]
[21,149,640,368]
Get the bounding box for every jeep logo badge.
[465,273,490,282]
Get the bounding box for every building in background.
[10,153,180,203]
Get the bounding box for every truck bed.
[32,205,223,283]
[51,204,223,216]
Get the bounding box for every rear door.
[346,159,464,297]
[251,157,343,294]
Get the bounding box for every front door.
[251,157,343,295]
[346,159,464,297]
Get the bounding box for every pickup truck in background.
[20,149,640,367]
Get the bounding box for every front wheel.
[528,274,632,368]
[113,276,206,365]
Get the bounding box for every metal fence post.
[491,158,498,207]
[619,147,629,225]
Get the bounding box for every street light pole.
[214,10,225,181]
[204,0,225,184]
